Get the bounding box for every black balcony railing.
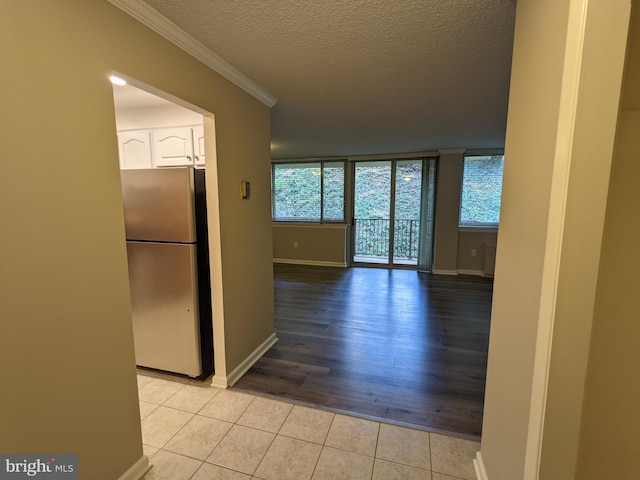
[354,218,419,261]
[393,218,420,260]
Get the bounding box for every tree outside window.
[272,161,345,222]
[459,155,504,226]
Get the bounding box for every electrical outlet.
[471,249,477,257]
[294,241,298,248]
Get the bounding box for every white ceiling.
[126,0,517,159]
[112,83,176,110]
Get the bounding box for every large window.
[459,155,504,226]
[272,161,345,222]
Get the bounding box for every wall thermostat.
[241,181,250,199]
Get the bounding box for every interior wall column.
[432,149,464,274]
[478,0,631,479]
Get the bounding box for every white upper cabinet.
[114,92,206,169]
[193,125,205,167]
[116,125,205,170]
[152,127,196,167]
[118,131,153,169]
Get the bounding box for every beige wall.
[537,1,629,476]
[433,152,464,273]
[213,95,274,376]
[456,230,498,274]
[0,1,273,478]
[481,0,630,479]
[480,1,568,475]
[576,4,640,478]
[273,224,350,266]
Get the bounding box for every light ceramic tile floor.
[138,370,479,480]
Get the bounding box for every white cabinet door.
[193,125,206,167]
[152,127,194,167]
[118,131,152,169]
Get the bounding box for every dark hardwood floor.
[232,264,493,439]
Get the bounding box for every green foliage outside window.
[272,161,344,222]
[460,155,504,226]
[322,163,345,221]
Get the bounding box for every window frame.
[271,160,346,224]
[458,154,504,228]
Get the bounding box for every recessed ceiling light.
[109,75,127,86]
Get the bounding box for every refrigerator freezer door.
[121,168,196,243]
[127,241,201,377]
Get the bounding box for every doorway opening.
[110,73,220,381]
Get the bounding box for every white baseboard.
[474,451,489,480]
[457,269,484,276]
[211,333,278,388]
[211,374,228,389]
[273,258,347,268]
[432,269,458,275]
[118,455,150,480]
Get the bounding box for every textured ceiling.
[142,0,516,158]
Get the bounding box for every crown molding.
[107,0,278,108]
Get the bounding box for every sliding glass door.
[353,161,392,264]
[352,158,436,268]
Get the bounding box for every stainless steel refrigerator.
[121,167,214,378]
